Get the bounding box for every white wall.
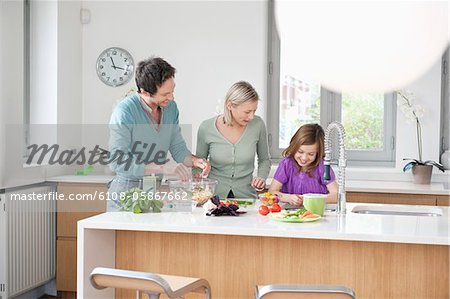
[396,60,443,171]
[81,0,268,151]
[57,0,83,125]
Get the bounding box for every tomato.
[300,210,312,219]
[270,203,281,213]
[258,205,270,216]
[303,210,312,216]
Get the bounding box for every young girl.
[268,123,338,206]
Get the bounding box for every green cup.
[303,193,326,216]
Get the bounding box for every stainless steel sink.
[325,204,336,212]
[351,205,443,217]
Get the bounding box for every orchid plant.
[396,90,445,172]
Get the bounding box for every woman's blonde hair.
[223,81,259,126]
[282,123,325,174]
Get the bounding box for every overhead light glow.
[275,1,450,93]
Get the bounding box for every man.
[107,57,207,209]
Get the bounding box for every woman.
[196,81,271,199]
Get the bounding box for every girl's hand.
[251,177,266,191]
[282,194,303,206]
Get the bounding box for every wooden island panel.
[436,194,450,206]
[115,231,449,299]
[346,192,438,205]
[56,182,107,296]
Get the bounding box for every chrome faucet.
[323,122,347,214]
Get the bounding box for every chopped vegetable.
[119,188,163,214]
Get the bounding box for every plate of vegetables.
[269,208,322,223]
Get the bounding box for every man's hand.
[144,162,163,175]
[168,163,191,181]
[145,161,191,181]
[251,177,266,191]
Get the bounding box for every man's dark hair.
[135,57,176,95]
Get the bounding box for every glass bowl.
[258,192,279,206]
[168,178,218,205]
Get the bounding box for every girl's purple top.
[273,157,336,195]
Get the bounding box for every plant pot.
[411,165,433,184]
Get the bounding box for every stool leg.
[143,291,161,299]
[205,287,212,299]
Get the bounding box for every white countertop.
[78,202,449,246]
[345,180,449,195]
[48,174,449,195]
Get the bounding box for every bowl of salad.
[258,192,279,206]
[168,178,218,205]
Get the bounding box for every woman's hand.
[281,194,303,206]
[191,156,210,178]
[251,177,266,191]
[201,160,211,178]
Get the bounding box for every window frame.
[440,47,449,156]
[24,0,31,158]
[267,1,396,166]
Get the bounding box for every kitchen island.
[77,202,449,299]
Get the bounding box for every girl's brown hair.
[282,123,325,174]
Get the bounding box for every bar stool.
[90,267,211,299]
[255,284,356,299]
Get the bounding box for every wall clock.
[96,47,135,87]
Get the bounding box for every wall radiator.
[0,183,56,298]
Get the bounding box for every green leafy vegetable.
[285,207,307,217]
[119,188,163,214]
[75,164,94,176]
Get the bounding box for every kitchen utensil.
[303,193,326,216]
[168,178,218,206]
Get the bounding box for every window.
[24,0,58,159]
[267,3,396,166]
[24,0,30,157]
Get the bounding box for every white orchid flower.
[396,90,445,173]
